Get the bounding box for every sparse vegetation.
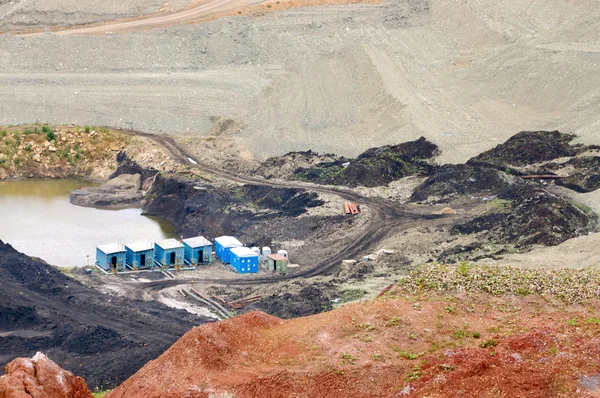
[0,124,129,178]
[92,390,112,398]
[566,318,579,326]
[406,364,422,381]
[479,339,498,348]
[400,351,423,360]
[400,263,600,304]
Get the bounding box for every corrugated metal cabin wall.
[215,240,224,262]
[164,247,184,265]
[183,242,193,262]
[154,244,165,264]
[198,245,212,263]
[96,248,107,269]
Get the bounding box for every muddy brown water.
[0,179,176,266]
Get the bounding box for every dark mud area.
[410,164,514,203]
[0,240,210,390]
[110,151,158,185]
[143,175,324,239]
[468,130,582,170]
[252,285,333,319]
[257,137,439,187]
[454,183,595,247]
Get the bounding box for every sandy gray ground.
[0,0,193,29]
[1,0,600,164]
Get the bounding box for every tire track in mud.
[121,129,447,288]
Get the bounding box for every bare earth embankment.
[1,0,599,164]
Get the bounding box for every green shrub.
[479,339,498,348]
[46,131,56,141]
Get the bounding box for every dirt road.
[122,129,466,290]
[42,0,266,36]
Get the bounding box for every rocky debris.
[552,156,600,193]
[436,243,511,264]
[254,150,343,180]
[252,285,333,319]
[0,241,207,390]
[453,183,594,247]
[258,137,439,188]
[110,152,158,185]
[69,174,144,209]
[410,164,513,203]
[143,175,324,238]
[468,130,583,170]
[0,352,92,398]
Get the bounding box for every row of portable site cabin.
[214,236,243,263]
[266,253,288,273]
[96,244,126,271]
[125,242,154,269]
[229,247,259,273]
[182,236,213,265]
[215,236,260,273]
[96,236,213,271]
[154,239,184,267]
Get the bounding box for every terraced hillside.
[0,0,598,163]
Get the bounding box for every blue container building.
[96,244,126,271]
[154,239,184,267]
[229,247,259,273]
[214,236,243,264]
[125,241,155,269]
[182,236,213,265]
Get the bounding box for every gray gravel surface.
[1,0,600,162]
[0,0,192,30]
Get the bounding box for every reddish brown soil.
[107,290,600,397]
[0,352,92,398]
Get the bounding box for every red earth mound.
[107,292,600,397]
[0,352,92,398]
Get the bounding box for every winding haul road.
[123,130,461,289]
[16,0,267,36]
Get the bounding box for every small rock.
[511,353,523,363]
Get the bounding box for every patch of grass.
[385,316,401,326]
[490,198,511,211]
[46,131,56,141]
[479,339,498,348]
[406,364,422,381]
[400,351,423,360]
[585,317,600,325]
[566,318,579,326]
[372,354,382,361]
[92,391,111,398]
[340,353,356,365]
[574,203,594,216]
[357,322,376,332]
[340,289,367,303]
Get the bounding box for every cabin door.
[170,252,176,265]
[140,254,146,267]
[111,256,117,268]
[198,250,203,263]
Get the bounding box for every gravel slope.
[0,0,193,30]
[1,0,599,163]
